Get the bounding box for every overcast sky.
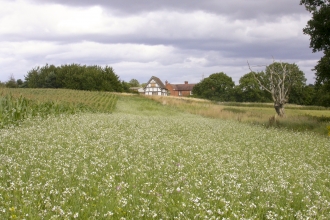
[0,0,321,84]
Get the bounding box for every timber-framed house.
[144,76,168,96]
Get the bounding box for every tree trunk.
[274,102,285,117]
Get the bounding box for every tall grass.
[222,101,330,110]
[147,95,330,136]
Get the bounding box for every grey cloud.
[29,0,308,19]
[0,0,317,85]
[1,30,318,68]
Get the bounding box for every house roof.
[170,83,196,91]
[145,76,167,89]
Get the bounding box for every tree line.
[0,64,136,93]
[192,62,328,107]
[1,62,328,108]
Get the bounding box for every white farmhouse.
[144,76,168,96]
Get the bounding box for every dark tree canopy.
[289,84,315,105]
[301,0,330,89]
[24,64,123,92]
[192,72,235,101]
[235,72,272,103]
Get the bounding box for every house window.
[190,91,193,95]
[179,91,182,96]
[152,92,157,95]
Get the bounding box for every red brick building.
[165,81,196,97]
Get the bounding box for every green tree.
[121,81,131,93]
[129,79,140,87]
[235,72,272,102]
[289,83,316,105]
[313,83,330,106]
[44,72,57,88]
[103,66,123,92]
[314,51,330,90]
[300,0,330,90]
[5,75,18,88]
[25,64,58,88]
[25,64,123,92]
[192,72,235,101]
[16,79,24,87]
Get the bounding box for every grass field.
[0,91,330,219]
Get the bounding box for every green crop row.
[0,89,118,128]
[0,94,79,128]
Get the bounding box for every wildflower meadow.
[0,92,329,219]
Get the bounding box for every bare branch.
[248,59,293,117]
[247,61,272,94]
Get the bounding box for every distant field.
[0,91,329,219]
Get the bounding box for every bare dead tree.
[248,60,291,117]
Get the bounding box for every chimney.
[184,81,188,84]
[165,80,168,85]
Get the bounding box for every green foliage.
[313,83,330,106]
[129,78,140,87]
[314,51,330,90]
[235,72,272,102]
[301,0,330,91]
[16,79,24,87]
[260,62,306,97]
[289,84,316,105]
[24,64,123,92]
[301,0,330,52]
[121,81,131,93]
[5,76,18,88]
[192,72,235,101]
